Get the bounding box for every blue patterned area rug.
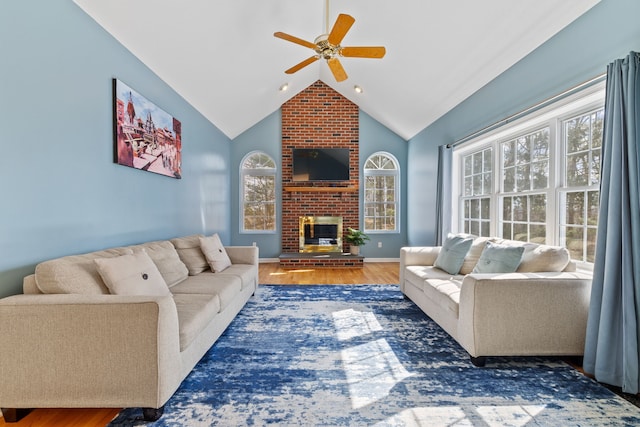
[110,284,640,426]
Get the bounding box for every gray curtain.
[435,145,452,245]
[584,51,640,394]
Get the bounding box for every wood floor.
[0,262,399,427]
[259,261,399,285]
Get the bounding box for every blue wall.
[230,110,282,258]
[406,0,640,245]
[358,111,408,258]
[0,1,232,297]
[230,107,408,259]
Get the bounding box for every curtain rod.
[447,72,607,148]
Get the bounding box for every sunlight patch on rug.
[110,284,640,426]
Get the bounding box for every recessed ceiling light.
[354,85,363,94]
[279,83,289,92]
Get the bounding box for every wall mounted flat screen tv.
[292,148,350,182]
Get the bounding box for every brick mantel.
[281,81,360,257]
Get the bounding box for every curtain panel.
[584,51,640,394]
[435,145,452,245]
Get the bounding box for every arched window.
[241,151,276,232]
[364,152,399,232]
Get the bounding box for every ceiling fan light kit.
[274,13,386,83]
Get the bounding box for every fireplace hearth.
[299,216,343,253]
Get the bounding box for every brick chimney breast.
[281,81,359,254]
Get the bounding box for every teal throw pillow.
[434,234,474,275]
[472,241,525,273]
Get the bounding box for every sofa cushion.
[517,244,571,273]
[459,237,493,275]
[35,247,134,294]
[405,265,463,282]
[492,239,572,273]
[131,240,188,287]
[434,234,474,275]
[170,234,210,275]
[170,273,242,312]
[199,234,232,272]
[472,241,525,273]
[215,264,258,290]
[173,293,221,351]
[422,279,461,317]
[94,250,171,296]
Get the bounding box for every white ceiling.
[74,0,599,141]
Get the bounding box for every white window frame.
[363,151,400,233]
[451,81,605,269]
[240,151,277,234]
[557,107,604,264]
[460,147,493,237]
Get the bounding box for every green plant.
[344,228,370,246]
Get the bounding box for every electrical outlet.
[378,241,382,248]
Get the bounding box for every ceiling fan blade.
[327,58,348,82]
[327,14,355,46]
[285,56,319,74]
[274,32,317,50]
[341,46,386,58]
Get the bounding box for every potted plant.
[344,228,370,256]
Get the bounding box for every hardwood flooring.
[0,262,400,426]
[259,261,399,285]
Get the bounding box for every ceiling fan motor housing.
[314,34,340,59]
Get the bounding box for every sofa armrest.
[400,247,441,292]
[400,246,441,267]
[225,246,259,266]
[0,293,182,409]
[457,271,592,358]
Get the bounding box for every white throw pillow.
[199,234,232,272]
[94,250,170,296]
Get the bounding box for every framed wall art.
[113,79,182,178]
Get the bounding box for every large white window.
[452,82,605,266]
[500,128,549,243]
[461,147,492,236]
[559,108,603,262]
[241,151,276,233]
[364,152,399,232]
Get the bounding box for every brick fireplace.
[280,81,362,268]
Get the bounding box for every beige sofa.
[0,234,258,422]
[400,236,592,366]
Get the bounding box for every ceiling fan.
[273,5,386,82]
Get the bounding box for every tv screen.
[292,148,350,182]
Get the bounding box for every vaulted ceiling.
[74,0,600,140]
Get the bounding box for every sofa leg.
[142,405,165,421]
[2,408,32,423]
[470,356,487,367]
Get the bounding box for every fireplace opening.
[299,216,343,253]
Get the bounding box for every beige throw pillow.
[516,244,571,272]
[459,237,492,275]
[94,250,170,296]
[35,247,134,295]
[199,234,232,272]
[131,240,188,287]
